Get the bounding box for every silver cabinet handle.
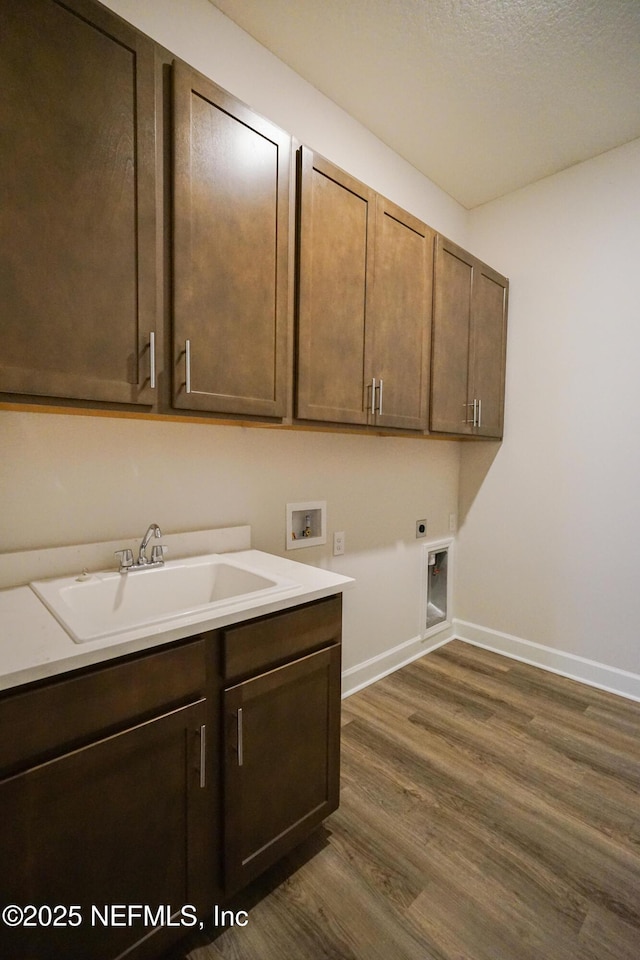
[149,331,156,390]
[199,723,206,789]
[477,399,482,428]
[237,707,243,767]
[370,377,383,416]
[185,339,192,394]
[463,401,475,424]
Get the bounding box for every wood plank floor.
[172,640,640,960]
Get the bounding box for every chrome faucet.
[138,523,163,565]
[115,523,166,573]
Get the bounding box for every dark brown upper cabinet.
[0,0,158,405]
[171,63,290,417]
[369,197,434,431]
[296,148,433,430]
[430,236,508,438]
[0,0,509,439]
[295,147,376,425]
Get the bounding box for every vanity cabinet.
[221,595,342,893]
[430,235,509,438]
[0,591,344,958]
[0,0,158,406]
[171,62,290,418]
[0,640,211,960]
[295,148,433,430]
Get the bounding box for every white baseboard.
[341,627,454,699]
[453,618,640,703]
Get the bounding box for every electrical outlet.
[416,519,427,539]
[333,531,345,556]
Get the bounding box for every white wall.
[1,413,459,679]
[0,0,465,691]
[104,0,467,240]
[456,139,640,694]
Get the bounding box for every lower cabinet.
[0,594,343,959]
[0,639,210,960]
[220,595,343,894]
[223,645,341,893]
[0,701,208,960]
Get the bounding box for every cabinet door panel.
[224,645,341,893]
[371,198,433,430]
[0,700,208,960]
[296,148,375,423]
[0,0,157,405]
[172,63,289,416]
[470,266,508,438]
[430,238,474,434]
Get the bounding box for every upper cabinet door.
[469,264,509,438]
[431,238,475,435]
[369,197,434,431]
[172,63,290,417]
[296,147,376,424]
[0,0,157,405]
[430,236,508,438]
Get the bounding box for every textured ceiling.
[209,0,640,208]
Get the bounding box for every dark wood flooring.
[174,640,640,959]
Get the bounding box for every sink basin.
[30,554,299,643]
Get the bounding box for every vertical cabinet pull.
[237,707,244,767]
[370,377,384,417]
[463,399,482,426]
[185,339,192,394]
[199,723,206,789]
[149,331,156,389]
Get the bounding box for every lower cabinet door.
[0,699,208,960]
[223,645,341,894]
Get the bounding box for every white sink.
[30,554,299,644]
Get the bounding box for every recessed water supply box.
[422,539,453,638]
[286,500,327,550]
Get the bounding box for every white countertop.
[0,548,353,693]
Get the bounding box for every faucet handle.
[115,548,134,572]
[151,544,167,565]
